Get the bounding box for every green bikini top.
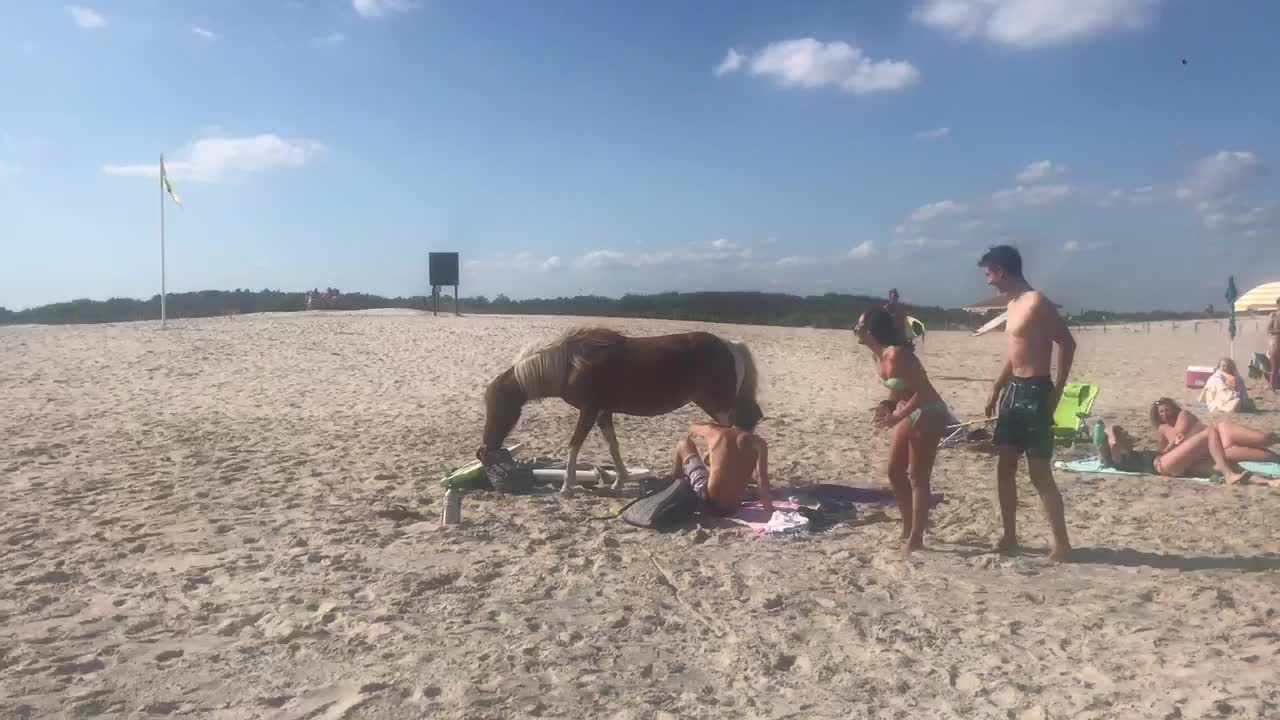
[881,377,909,392]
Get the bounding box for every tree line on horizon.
[0,288,1218,329]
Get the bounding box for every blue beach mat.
[1056,456,1280,483]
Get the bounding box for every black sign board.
[428,252,459,287]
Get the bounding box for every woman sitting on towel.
[1151,398,1208,452]
[854,307,948,554]
[1199,358,1255,413]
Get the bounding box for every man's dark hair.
[977,245,1023,278]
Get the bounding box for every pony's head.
[723,339,763,431]
[478,367,526,462]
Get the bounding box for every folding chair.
[1051,382,1100,445]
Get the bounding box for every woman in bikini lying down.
[854,306,949,553]
[1101,404,1280,485]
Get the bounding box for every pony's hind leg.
[562,408,599,497]
[596,413,628,491]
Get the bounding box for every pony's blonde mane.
[511,327,623,400]
[721,338,759,404]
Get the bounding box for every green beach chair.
[1052,382,1100,444]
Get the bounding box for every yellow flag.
[161,158,182,206]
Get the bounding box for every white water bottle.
[441,489,462,525]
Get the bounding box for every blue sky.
[2,0,1278,312]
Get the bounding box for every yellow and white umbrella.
[1233,282,1280,312]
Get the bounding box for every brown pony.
[478,327,763,495]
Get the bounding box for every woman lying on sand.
[854,307,948,553]
[1100,407,1280,486]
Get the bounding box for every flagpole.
[160,153,167,328]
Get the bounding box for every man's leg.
[1026,457,1071,561]
[670,435,697,478]
[995,448,1020,551]
[1270,341,1279,392]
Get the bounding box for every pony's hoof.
[559,487,576,498]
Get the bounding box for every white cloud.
[540,256,565,272]
[711,238,737,251]
[1176,150,1263,201]
[575,250,675,270]
[915,126,950,141]
[313,32,346,49]
[716,38,921,95]
[192,27,217,40]
[776,255,824,268]
[1062,240,1080,252]
[990,183,1074,209]
[848,241,877,258]
[1174,151,1268,234]
[66,5,107,30]
[714,49,744,77]
[911,0,1161,49]
[908,199,967,225]
[102,134,325,184]
[352,0,416,18]
[1016,159,1070,183]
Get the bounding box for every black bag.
[619,476,699,530]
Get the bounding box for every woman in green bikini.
[854,306,949,553]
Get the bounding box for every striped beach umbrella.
[1233,281,1280,312]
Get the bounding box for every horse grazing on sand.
[478,327,763,496]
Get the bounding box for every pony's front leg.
[562,409,599,497]
[596,413,628,491]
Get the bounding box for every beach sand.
[3,310,1279,719]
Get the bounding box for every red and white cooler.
[1185,366,1215,389]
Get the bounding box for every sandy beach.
[4,310,1280,719]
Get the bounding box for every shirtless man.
[979,245,1074,562]
[1268,298,1280,393]
[670,420,772,516]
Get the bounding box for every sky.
[2,0,1279,312]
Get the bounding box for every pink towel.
[721,500,810,536]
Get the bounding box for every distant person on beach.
[670,418,772,517]
[1269,299,1280,392]
[979,245,1074,562]
[884,288,908,340]
[854,306,948,554]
